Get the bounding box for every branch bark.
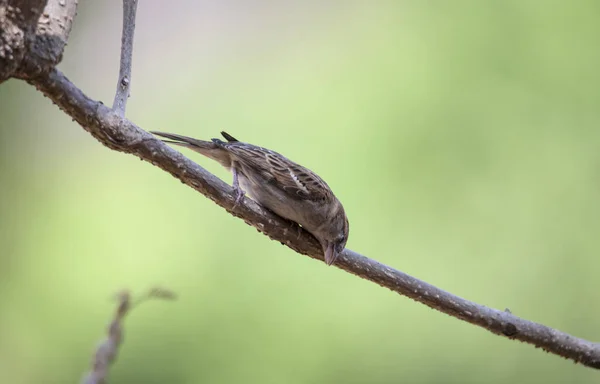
[0,0,48,81]
[0,0,77,82]
[4,0,600,371]
[26,0,78,74]
[112,0,137,116]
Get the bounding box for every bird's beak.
[323,242,336,266]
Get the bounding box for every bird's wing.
[224,142,333,202]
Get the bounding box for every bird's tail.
[151,131,214,149]
[151,131,232,167]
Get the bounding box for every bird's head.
[321,203,349,266]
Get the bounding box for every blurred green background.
[1,0,600,383]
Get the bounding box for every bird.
[151,130,349,266]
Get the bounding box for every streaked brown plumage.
[152,131,349,265]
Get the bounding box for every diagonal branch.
[26,67,600,370]
[112,0,138,116]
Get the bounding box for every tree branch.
[0,0,48,82]
[28,0,78,73]
[112,0,138,116]
[25,67,600,369]
[81,287,176,384]
[0,0,78,82]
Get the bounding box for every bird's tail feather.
[151,131,232,167]
[151,131,214,149]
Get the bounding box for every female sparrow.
[152,131,349,266]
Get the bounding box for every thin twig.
[112,0,138,116]
[81,287,176,384]
[27,67,600,370]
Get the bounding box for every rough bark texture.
[0,0,76,82]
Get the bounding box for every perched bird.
[152,131,349,266]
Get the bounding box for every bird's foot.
[284,219,302,239]
[232,187,246,210]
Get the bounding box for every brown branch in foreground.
[112,0,138,116]
[81,288,176,384]
[25,67,600,369]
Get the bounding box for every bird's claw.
[286,219,302,239]
[294,223,301,240]
[232,187,246,210]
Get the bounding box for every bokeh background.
[1,1,600,383]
